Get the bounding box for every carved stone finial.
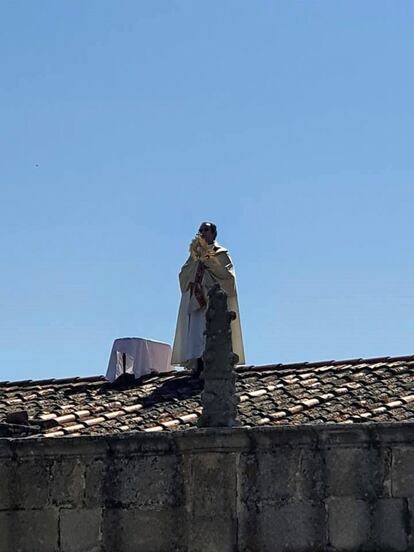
[198,284,239,427]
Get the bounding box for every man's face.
[199,224,214,245]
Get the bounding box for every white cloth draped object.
[172,241,245,366]
[106,338,172,383]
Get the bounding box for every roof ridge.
[0,375,107,388]
[1,353,414,386]
[237,353,414,374]
[0,369,182,388]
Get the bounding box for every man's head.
[198,222,217,245]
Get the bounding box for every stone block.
[50,456,85,507]
[183,452,236,516]
[377,446,393,497]
[373,423,414,445]
[0,460,14,509]
[408,498,414,551]
[238,453,259,507]
[318,425,371,447]
[104,453,181,509]
[102,508,181,552]
[38,434,109,458]
[175,427,250,453]
[0,441,12,459]
[3,457,51,509]
[327,497,370,550]
[256,499,326,551]
[60,508,102,552]
[84,459,105,507]
[253,447,323,501]
[0,509,58,552]
[372,498,408,551]
[325,447,376,498]
[251,426,318,449]
[237,452,264,551]
[187,516,237,552]
[109,432,175,455]
[392,447,414,497]
[237,488,260,551]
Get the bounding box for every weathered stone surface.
[250,425,318,449]
[256,499,327,551]
[237,501,258,552]
[254,447,323,500]
[327,497,370,550]
[184,451,237,551]
[184,451,237,515]
[376,446,393,497]
[60,508,102,552]
[187,516,237,552]
[50,456,85,507]
[0,440,12,458]
[0,509,58,552]
[104,453,181,509]
[0,460,13,509]
[237,452,262,551]
[372,498,408,551]
[238,452,259,505]
[408,498,414,551]
[108,432,175,455]
[325,447,378,498]
[84,459,105,507]
[175,427,250,452]
[4,457,51,509]
[392,447,414,497]
[373,423,414,445]
[0,426,414,551]
[103,509,181,552]
[318,425,371,447]
[198,284,239,428]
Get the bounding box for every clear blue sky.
[1,1,413,381]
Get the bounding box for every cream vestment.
[171,240,245,366]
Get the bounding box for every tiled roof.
[1,354,414,438]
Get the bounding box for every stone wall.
[0,423,413,551]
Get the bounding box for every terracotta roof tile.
[1,353,414,437]
[83,416,106,427]
[179,413,198,423]
[45,430,64,437]
[161,419,180,429]
[402,394,414,404]
[54,414,76,425]
[62,423,86,434]
[123,403,144,413]
[144,425,164,432]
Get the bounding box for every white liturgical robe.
[171,241,245,366]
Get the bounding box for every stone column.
[198,284,239,427]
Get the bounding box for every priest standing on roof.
[172,222,245,373]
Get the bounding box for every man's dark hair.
[199,221,217,239]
